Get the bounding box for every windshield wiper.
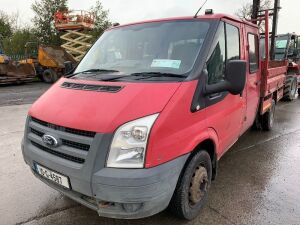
[81,69,120,74]
[69,69,120,78]
[99,72,186,82]
[130,72,186,78]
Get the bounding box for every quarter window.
[207,22,240,85]
[248,33,259,73]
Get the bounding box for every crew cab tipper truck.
[22,10,287,220]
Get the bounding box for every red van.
[22,11,286,220]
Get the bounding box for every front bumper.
[28,155,188,219]
[22,117,189,219]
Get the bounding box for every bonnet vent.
[61,82,123,93]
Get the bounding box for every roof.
[108,13,258,31]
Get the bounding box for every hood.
[29,78,181,133]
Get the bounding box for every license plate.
[35,164,70,189]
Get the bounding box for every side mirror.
[205,60,247,96]
[64,61,75,75]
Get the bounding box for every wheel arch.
[186,134,219,181]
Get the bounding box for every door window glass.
[226,24,240,61]
[207,22,226,84]
[248,34,259,73]
[207,22,240,85]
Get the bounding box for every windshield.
[260,35,290,60]
[274,35,289,60]
[74,20,211,80]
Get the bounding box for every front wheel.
[42,69,58,83]
[168,151,212,220]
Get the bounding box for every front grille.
[30,128,90,152]
[61,82,123,93]
[31,128,43,137]
[28,117,94,164]
[31,141,85,164]
[31,117,96,138]
[62,139,90,151]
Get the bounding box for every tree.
[89,0,112,40]
[236,0,273,20]
[31,0,68,45]
[235,0,273,32]
[2,27,37,58]
[0,11,13,40]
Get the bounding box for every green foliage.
[2,27,37,58]
[89,0,112,41]
[31,0,68,45]
[0,11,13,40]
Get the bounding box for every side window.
[226,24,240,61]
[248,33,259,73]
[207,22,240,85]
[207,22,226,85]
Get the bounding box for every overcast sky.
[1,0,299,34]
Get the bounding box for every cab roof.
[109,13,258,30]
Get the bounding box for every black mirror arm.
[204,81,230,96]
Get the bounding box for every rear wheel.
[283,75,297,101]
[168,151,212,220]
[42,69,57,83]
[262,99,276,131]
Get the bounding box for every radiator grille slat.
[31,117,95,138]
[31,141,85,164]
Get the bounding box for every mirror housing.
[204,60,247,96]
[64,61,75,75]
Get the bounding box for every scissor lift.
[54,10,95,62]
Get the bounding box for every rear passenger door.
[205,21,245,156]
[243,30,261,131]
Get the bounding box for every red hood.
[29,78,180,133]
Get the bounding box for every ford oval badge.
[42,134,59,147]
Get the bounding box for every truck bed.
[260,60,287,114]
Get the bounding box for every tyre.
[42,69,57,83]
[169,150,212,220]
[298,88,300,96]
[251,115,262,130]
[262,99,275,131]
[283,75,297,101]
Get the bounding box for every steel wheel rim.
[189,166,208,206]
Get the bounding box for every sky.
[0,0,299,34]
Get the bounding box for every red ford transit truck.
[22,10,287,220]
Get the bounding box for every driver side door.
[205,21,246,156]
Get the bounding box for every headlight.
[106,114,159,168]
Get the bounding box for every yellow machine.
[0,53,36,85]
[23,43,76,83]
